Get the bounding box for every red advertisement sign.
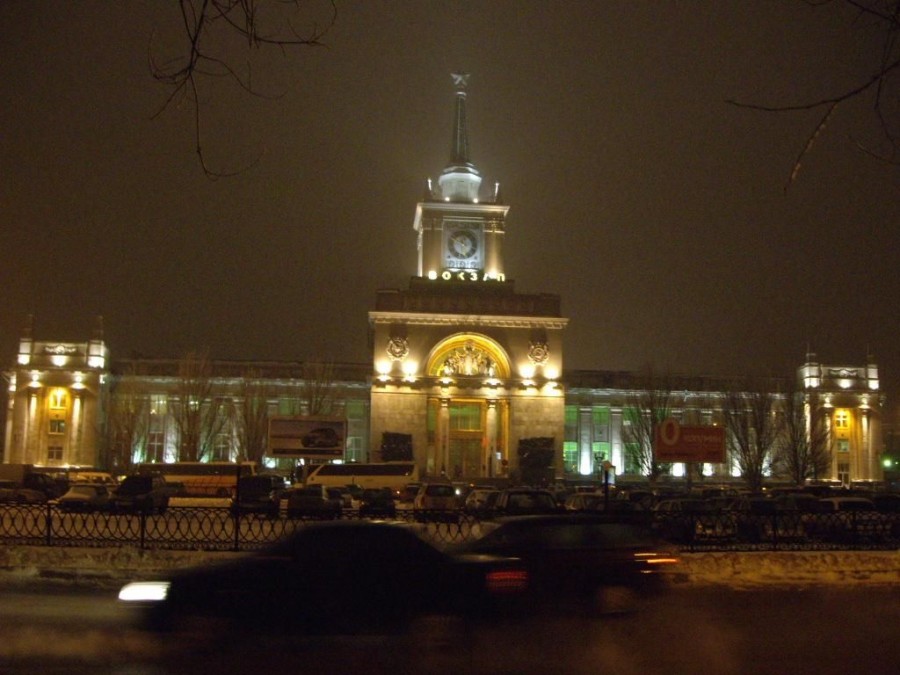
[655,418,726,463]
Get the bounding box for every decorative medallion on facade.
[441,340,496,377]
[386,336,409,361]
[528,340,550,365]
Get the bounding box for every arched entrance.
[425,334,511,479]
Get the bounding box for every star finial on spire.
[451,72,470,92]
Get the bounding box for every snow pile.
[674,550,899,588]
[0,544,896,587]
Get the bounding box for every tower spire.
[449,72,471,165]
[439,72,482,202]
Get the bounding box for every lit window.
[834,410,850,429]
[49,389,67,409]
[837,440,850,453]
[49,419,66,435]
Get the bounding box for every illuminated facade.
[0,76,886,487]
[369,73,567,479]
[3,316,108,468]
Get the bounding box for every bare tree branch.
[150,1,336,177]
[727,0,900,187]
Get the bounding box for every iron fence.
[0,503,897,552]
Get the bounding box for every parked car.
[357,487,397,518]
[284,484,343,519]
[652,498,737,543]
[464,488,500,514]
[806,497,891,542]
[56,483,112,513]
[454,514,679,614]
[231,475,286,517]
[413,482,461,522]
[563,492,604,512]
[398,482,421,504]
[67,471,117,487]
[118,520,530,636]
[493,488,563,516]
[728,496,805,543]
[413,483,459,511]
[109,475,174,514]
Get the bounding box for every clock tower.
[370,74,567,481]
[414,73,509,282]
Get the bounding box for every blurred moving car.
[284,484,343,519]
[455,515,679,614]
[56,483,112,512]
[119,520,530,636]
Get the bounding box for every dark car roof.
[471,514,662,550]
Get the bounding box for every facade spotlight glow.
[17,354,30,365]
[544,366,559,380]
[29,372,41,388]
[520,364,536,379]
[51,355,67,367]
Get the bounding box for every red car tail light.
[485,569,529,593]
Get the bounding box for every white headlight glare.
[118,581,170,602]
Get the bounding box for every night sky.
[2,2,898,399]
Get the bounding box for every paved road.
[0,579,897,674]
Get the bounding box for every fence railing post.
[45,501,53,546]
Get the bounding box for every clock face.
[447,230,478,259]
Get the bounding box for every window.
[49,419,66,435]
[211,432,231,461]
[149,394,167,416]
[47,446,63,462]
[837,462,850,486]
[450,403,481,431]
[837,439,850,453]
[592,441,611,463]
[834,410,850,429]
[563,441,578,474]
[49,389,66,409]
[146,430,165,463]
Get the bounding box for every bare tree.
[622,368,674,484]
[774,384,833,485]
[171,350,228,461]
[723,381,779,492]
[103,366,149,475]
[301,361,340,416]
[234,370,270,463]
[728,0,900,187]
[150,1,336,176]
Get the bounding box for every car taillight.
[636,552,680,566]
[485,569,528,593]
